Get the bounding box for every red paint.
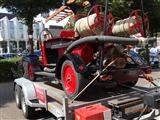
[129,9,149,37]
[58,48,66,57]
[29,64,33,80]
[75,104,111,120]
[62,63,77,94]
[60,30,75,38]
[41,42,47,65]
[72,44,93,64]
[79,65,84,71]
[35,85,46,104]
[87,5,115,35]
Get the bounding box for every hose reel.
[74,5,149,37]
[112,9,149,37]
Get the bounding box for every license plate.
[125,104,144,115]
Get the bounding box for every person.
[21,44,32,79]
[64,0,92,31]
[150,44,159,68]
[126,45,146,66]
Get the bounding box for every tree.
[109,0,160,36]
[109,0,133,18]
[0,0,61,52]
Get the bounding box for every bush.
[0,57,22,82]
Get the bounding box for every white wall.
[0,15,44,53]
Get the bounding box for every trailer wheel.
[61,60,84,99]
[21,91,35,119]
[15,84,22,109]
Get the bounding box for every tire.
[14,84,22,109]
[61,60,85,99]
[21,91,35,119]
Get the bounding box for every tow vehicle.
[14,0,160,119]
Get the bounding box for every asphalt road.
[0,82,54,120]
[0,69,160,120]
[0,82,25,120]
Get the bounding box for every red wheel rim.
[29,64,33,80]
[62,63,76,94]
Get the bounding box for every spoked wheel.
[129,9,149,37]
[61,60,84,99]
[87,5,115,35]
[15,84,22,109]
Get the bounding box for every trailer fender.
[14,77,37,101]
[56,53,87,79]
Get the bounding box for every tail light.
[100,75,112,81]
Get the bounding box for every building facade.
[0,13,44,53]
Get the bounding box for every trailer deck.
[14,77,160,120]
[32,79,157,119]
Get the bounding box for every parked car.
[0,53,18,59]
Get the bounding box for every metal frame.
[14,77,160,120]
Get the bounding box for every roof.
[0,13,16,20]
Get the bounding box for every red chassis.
[32,35,153,99]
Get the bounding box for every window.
[0,20,5,39]
[9,21,15,39]
[19,22,24,39]
[33,23,39,39]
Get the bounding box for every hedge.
[0,57,23,82]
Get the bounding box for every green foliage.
[109,0,160,35]
[0,57,21,62]
[0,0,62,52]
[0,57,22,82]
[0,0,60,27]
[109,0,133,18]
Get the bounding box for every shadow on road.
[30,109,55,120]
